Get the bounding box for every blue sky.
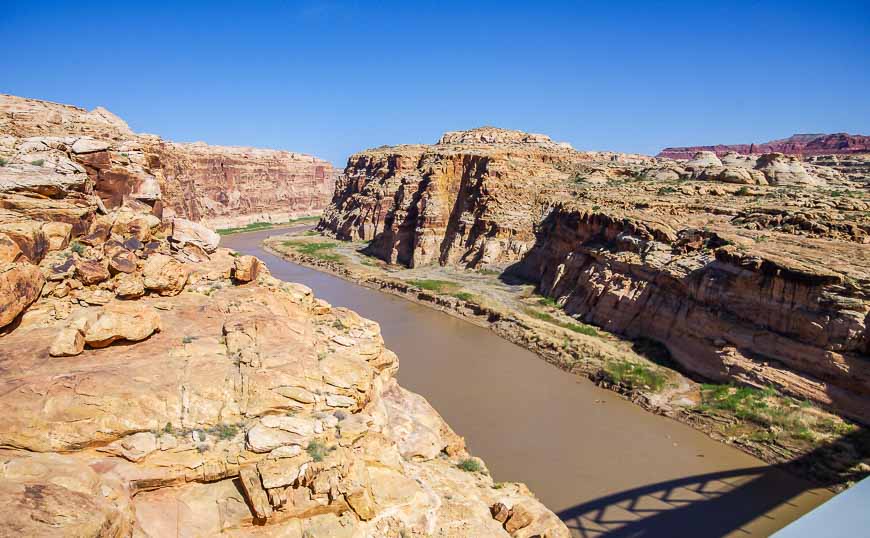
[2,1,868,165]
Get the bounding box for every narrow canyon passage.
[223,227,833,537]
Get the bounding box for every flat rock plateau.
[0,103,568,536]
[314,126,870,484]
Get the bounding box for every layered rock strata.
[0,94,335,228]
[320,127,870,423]
[659,133,870,159]
[0,139,566,536]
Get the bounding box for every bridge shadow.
[557,428,869,537]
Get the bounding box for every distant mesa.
[658,133,870,159]
[438,126,574,150]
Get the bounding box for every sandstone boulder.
[232,255,261,283]
[107,246,138,274]
[686,150,722,168]
[83,304,161,348]
[41,221,73,251]
[0,220,47,263]
[142,254,188,296]
[71,137,110,154]
[78,216,112,246]
[0,233,21,263]
[98,432,158,462]
[74,257,110,285]
[49,327,85,357]
[114,272,145,298]
[0,261,44,329]
[756,152,822,185]
[171,218,220,253]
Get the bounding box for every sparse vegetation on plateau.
[523,307,598,337]
[695,383,858,443]
[408,279,459,293]
[604,359,668,392]
[217,216,320,235]
[208,423,240,440]
[281,240,344,262]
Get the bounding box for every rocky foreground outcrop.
[320,127,870,424]
[0,94,336,228]
[658,132,870,159]
[0,141,566,536]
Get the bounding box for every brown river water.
[222,228,832,537]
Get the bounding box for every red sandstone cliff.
[0,94,335,228]
[659,133,870,160]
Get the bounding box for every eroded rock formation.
[0,94,336,228]
[0,127,566,537]
[320,127,870,423]
[659,132,870,159]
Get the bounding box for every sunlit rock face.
[0,122,567,536]
[0,93,336,229]
[321,126,870,424]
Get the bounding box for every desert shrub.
[452,291,475,302]
[457,458,483,473]
[306,439,329,462]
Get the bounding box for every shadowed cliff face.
[0,94,336,228]
[320,127,870,424]
[512,206,870,424]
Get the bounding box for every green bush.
[564,322,597,337]
[70,241,86,255]
[457,458,483,473]
[208,423,240,440]
[306,439,329,462]
[30,159,45,166]
[537,296,559,307]
[451,291,475,302]
[0,158,7,166]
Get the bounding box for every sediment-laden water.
[222,227,831,537]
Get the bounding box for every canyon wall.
[321,127,870,423]
[658,133,870,160]
[0,123,566,536]
[319,127,644,268]
[513,205,870,424]
[0,94,335,228]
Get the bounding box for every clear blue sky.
[2,1,868,165]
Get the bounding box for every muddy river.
[222,227,831,537]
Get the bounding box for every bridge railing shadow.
[557,428,869,538]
